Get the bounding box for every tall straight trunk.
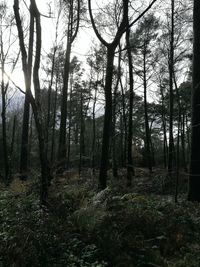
[174,76,181,203]
[10,115,16,160]
[112,82,118,178]
[120,113,124,167]
[46,14,60,158]
[46,45,57,158]
[188,0,200,201]
[9,115,17,175]
[143,50,152,172]
[185,114,191,153]
[28,112,33,168]
[50,75,58,163]
[181,113,187,172]
[160,85,168,168]
[175,111,180,203]
[99,46,115,189]
[20,95,30,178]
[1,61,9,184]
[67,77,73,168]
[79,87,85,176]
[120,77,128,167]
[112,51,121,178]
[58,0,80,162]
[58,41,71,161]
[92,78,98,174]
[32,1,50,203]
[126,27,135,186]
[168,0,175,175]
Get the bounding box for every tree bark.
[14,0,51,204]
[143,48,152,172]
[0,60,9,184]
[51,73,58,163]
[99,47,115,189]
[58,0,80,163]
[188,0,200,201]
[168,0,175,176]
[19,5,34,179]
[126,27,135,186]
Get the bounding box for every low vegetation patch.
[0,174,200,266]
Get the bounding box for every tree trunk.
[46,46,57,158]
[79,87,85,176]
[112,52,121,178]
[160,84,168,168]
[168,0,175,176]
[1,62,9,184]
[92,78,98,174]
[126,27,135,186]
[58,41,71,162]
[19,95,30,179]
[58,0,80,163]
[120,77,127,167]
[51,74,58,163]
[143,49,152,172]
[99,46,115,189]
[188,0,200,201]
[19,7,34,179]
[14,0,51,204]
[67,75,73,169]
[181,113,188,172]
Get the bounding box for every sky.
[1,0,192,109]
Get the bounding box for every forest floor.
[0,168,200,266]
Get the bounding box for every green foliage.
[0,176,200,267]
[73,190,200,267]
[0,189,106,266]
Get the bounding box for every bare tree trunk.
[174,76,181,203]
[46,46,57,158]
[79,87,85,176]
[1,61,9,184]
[99,47,115,189]
[67,76,73,169]
[20,96,30,179]
[10,115,16,160]
[19,6,34,179]
[51,74,58,163]
[91,78,98,174]
[188,0,200,201]
[168,0,175,176]
[120,77,127,167]
[181,113,188,172]
[126,27,135,186]
[143,49,152,173]
[14,0,51,204]
[112,51,121,178]
[58,0,80,163]
[160,84,168,168]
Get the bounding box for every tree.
[188,0,200,201]
[168,0,175,176]
[88,0,129,189]
[131,14,159,172]
[126,23,135,185]
[89,0,158,189]
[14,0,51,203]
[0,3,18,183]
[57,0,80,163]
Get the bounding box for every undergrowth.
[0,171,199,267]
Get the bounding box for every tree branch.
[88,0,109,47]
